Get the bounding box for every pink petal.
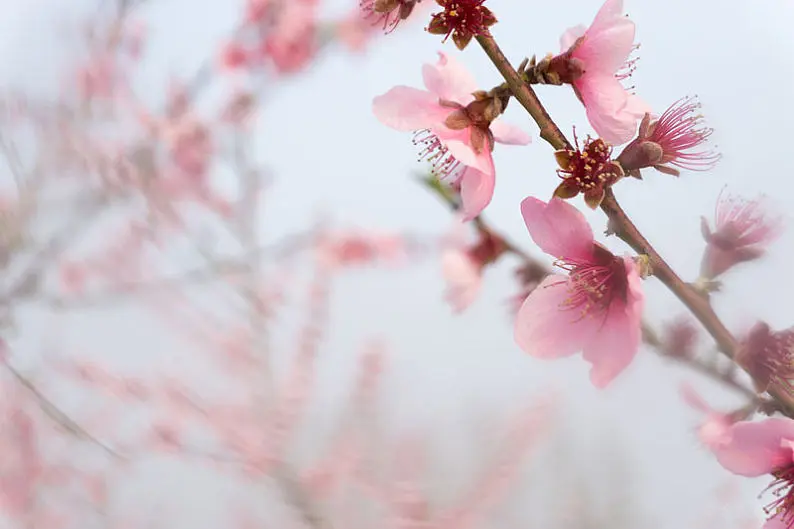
[581,259,643,388]
[458,164,495,221]
[421,52,477,105]
[680,382,713,414]
[715,418,794,477]
[514,275,601,359]
[560,24,587,52]
[519,197,594,261]
[588,0,626,35]
[576,74,643,144]
[575,17,636,74]
[372,86,450,131]
[441,134,495,175]
[491,120,531,145]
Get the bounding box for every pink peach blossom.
[513,197,644,388]
[372,52,530,220]
[558,0,650,144]
[700,191,784,280]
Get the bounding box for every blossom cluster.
[368,0,790,527]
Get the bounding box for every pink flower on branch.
[514,197,644,388]
[548,0,650,144]
[373,52,530,220]
[617,96,721,177]
[700,191,784,280]
[426,0,498,51]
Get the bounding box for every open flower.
[372,52,530,220]
[513,197,644,388]
[700,191,784,280]
[617,96,720,178]
[426,0,497,50]
[553,0,650,144]
[553,131,624,208]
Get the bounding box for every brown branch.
[472,33,794,413]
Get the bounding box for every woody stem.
[474,33,794,415]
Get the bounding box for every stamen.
[412,129,463,181]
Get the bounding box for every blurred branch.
[34,229,316,309]
[4,363,120,457]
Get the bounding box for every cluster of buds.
[520,53,584,87]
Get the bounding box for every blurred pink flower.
[335,8,380,52]
[219,41,252,70]
[513,197,644,388]
[680,383,738,451]
[700,191,784,280]
[441,218,506,313]
[245,0,272,24]
[698,416,794,528]
[373,52,530,220]
[683,385,794,527]
[556,0,650,144]
[261,0,319,74]
[661,316,699,359]
[361,0,422,34]
[736,322,794,394]
[319,231,408,268]
[441,248,481,313]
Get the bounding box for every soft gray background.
[2,0,793,527]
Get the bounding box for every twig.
[472,34,790,414]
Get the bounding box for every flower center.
[557,137,618,193]
[554,245,628,320]
[412,129,463,181]
[426,0,497,49]
[765,464,794,528]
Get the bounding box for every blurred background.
[0,0,792,527]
